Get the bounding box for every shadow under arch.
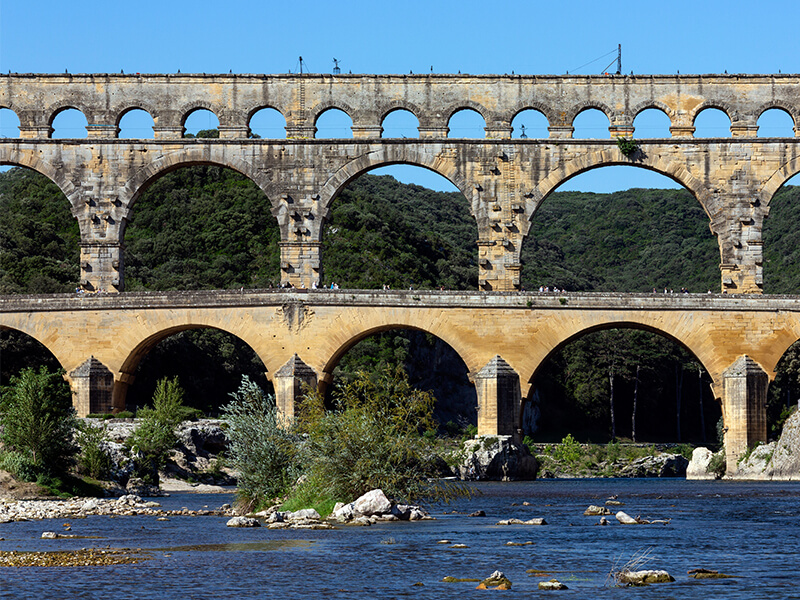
[523,320,720,442]
[116,323,273,413]
[0,325,65,386]
[315,149,472,216]
[318,322,478,427]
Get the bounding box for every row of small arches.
[0,106,797,140]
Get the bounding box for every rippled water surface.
[2,479,800,599]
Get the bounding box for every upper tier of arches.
[0,74,798,140]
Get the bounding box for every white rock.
[353,489,392,516]
[686,447,716,480]
[41,531,58,539]
[285,508,320,521]
[226,516,260,528]
[615,511,639,525]
[618,569,675,584]
[332,503,355,521]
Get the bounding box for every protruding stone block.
[273,354,317,424]
[475,355,520,436]
[722,355,768,473]
[68,356,114,416]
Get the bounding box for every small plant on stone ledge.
[616,136,639,157]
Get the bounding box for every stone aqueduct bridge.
[1,289,798,473]
[2,73,800,293]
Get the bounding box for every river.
[2,479,799,599]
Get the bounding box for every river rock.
[226,516,260,528]
[618,454,688,477]
[615,511,639,524]
[284,508,320,521]
[762,409,800,480]
[125,477,161,497]
[686,447,715,480]
[458,435,538,481]
[353,489,392,516]
[618,569,675,585]
[584,505,611,516]
[538,579,568,590]
[476,570,511,590]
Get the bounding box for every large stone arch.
[514,315,723,403]
[114,320,280,410]
[524,148,713,222]
[444,100,491,122]
[177,101,220,126]
[759,155,800,207]
[317,321,480,390]
[309,101,356,125]
[315,146,472,216]
[754,101,800,124]
[630,100,676,123]
[120,147,273,211]
[690,101,737,126]
[0,322,67,373]
[45,101,92,127]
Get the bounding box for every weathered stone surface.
[686,447,716,480]
[618,570,675,585]
[584,505,611,516]
[617,454,688,477]
[476,570,512,590]
[538,579,568,590]
[459,435,538,481]
[226,517,260,528]
[284,508,321,521]
[353,489,392,516]
[615,511,639,525]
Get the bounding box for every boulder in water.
[458,435,538,481]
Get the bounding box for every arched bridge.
[1,289,796,473]
[2,73,800,293]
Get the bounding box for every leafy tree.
[296,365,440,503]
[128,377,193,484]
[0,367,77,478]
[221,377,296,509]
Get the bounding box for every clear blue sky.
[1,0,797,192]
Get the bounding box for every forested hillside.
[1,164,799,440]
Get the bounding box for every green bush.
[76,422,112,480]
[0,367,77,478]
[296,365,440,504]
[708,451,726,478]
[222,377,296,510]
[115,410,135,419]
[605,440,621,462]
[127,377,190,484]
[552,434,583,465]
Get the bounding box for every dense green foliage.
[127,377,193,484]
[0,168,79,293]
[0,367,77,479]
[297,366,440,503]
[222,377,296,509]
[521,187,720,293]
[125,165,281,290]
[323,175,478,289]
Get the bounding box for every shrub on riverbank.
[0,367,77,480]
[295,366,441,506]
[222,377,297,510]
[127,377,194,484]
